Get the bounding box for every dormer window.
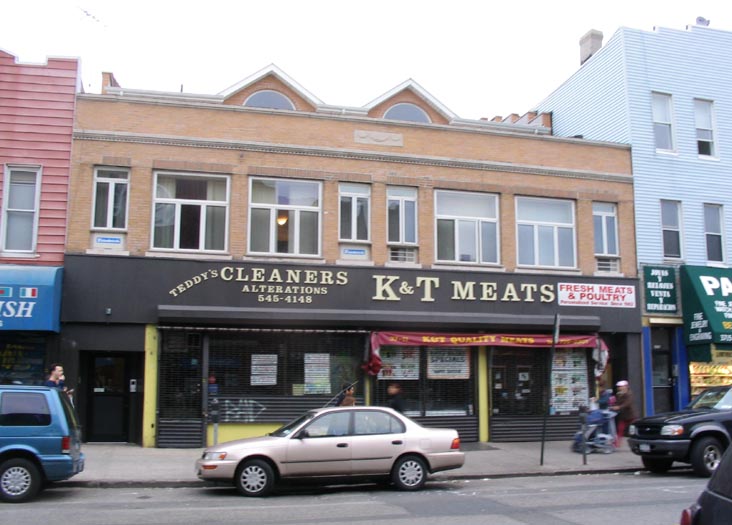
[244,90,295,110]
[383,103,431,123]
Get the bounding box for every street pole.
[540,313,560,466]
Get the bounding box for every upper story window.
[694,99,716,157]
[249,177,321,256]
[593,202,619,273]
[244,90,295,110]
[152,172,228,252]
[339,183,370,242]
[704,203,724,263]
[661,199,682,259]
[652,92,675,151]
[516,196,575,269]
[435,190,499,264]
[387,187,417,245]
[93,167,129,230]
[1,165,41,253]
[383,103,431,124]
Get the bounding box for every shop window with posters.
[374,346,474,417]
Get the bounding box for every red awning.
[363,331,603,376]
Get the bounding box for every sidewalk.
[68,440,646,488]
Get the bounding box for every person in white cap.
[611,380,637,447]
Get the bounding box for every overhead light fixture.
[276,214,288,226]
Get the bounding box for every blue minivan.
[0,385,85,502]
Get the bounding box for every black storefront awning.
[681,265,732,361]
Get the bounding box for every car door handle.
[392,440,403,445]
[337,443,349,448]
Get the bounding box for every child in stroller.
[571,406,617,454]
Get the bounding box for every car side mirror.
[295,429,310,439]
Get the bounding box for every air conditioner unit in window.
[389,247,417,263]
[595,257,620,273]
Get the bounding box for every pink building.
[0,49,80,383]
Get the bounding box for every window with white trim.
[152,172,228,252]
[694,99,716,157]
[661,200,682,259]
[339,183,370,242]
[93,167,129,230]
[593,202,619,272]
[249,178,321,256]
[387,186,418,263]
[384,103,431,123]
[516,196,575,268]
[436,190,499,264]
[704,203,724,263]
[244,90,295,110]
[1,166,41,253]
[652,92,674,151]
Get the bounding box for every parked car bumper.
[195,458,239,480]
[628,438,690,459]
[43,452,85,481]
[426,451,465,473]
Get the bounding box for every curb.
[64,467,648,489]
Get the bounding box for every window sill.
[335,259,375,266]
[0,252,40,259]
[516,266,581,275]
[431,263,506,273]
[86,249,130,256]
[145,251,233,260]
[242,255,326,264]
[655,149,678,156]
[697,155,719,161]
[384,261,422,269]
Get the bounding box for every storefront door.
[84,352,141,442]
[491,348,547,416]
[651,328,674,414]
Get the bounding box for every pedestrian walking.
[611,380,637,447]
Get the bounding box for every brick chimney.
[579,29,603,65]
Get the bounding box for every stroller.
[571,408,617,454]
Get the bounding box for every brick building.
[0,49,79,384]
[62,65,641,446]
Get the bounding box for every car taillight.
[679,504,699,525]
[451,437,461,450]
[61,436,71,454]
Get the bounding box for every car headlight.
[661,425,684,436]
[202,451,227,461]
[628,424,637,436]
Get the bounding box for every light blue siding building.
[535,22,732,416]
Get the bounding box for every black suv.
[628,385,732,477]
[680,446,732,524]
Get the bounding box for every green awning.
[681,265,732,347]
[688,344,712,363]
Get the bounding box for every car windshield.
[269,412,316,437]
[689,388,732,410]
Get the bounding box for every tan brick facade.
[69,80,636,277]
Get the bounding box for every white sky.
[2,1,731,120]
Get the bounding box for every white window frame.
[338,183,370,242]
[704,203,724,264]
[1,165,42,254]
[694,99,716,158]
[150,171,230,253]
[384,103,431,124]
[516,196,576,269]
[434,190,499,265]
[652,92,675,152]
[244,90,295,111]
[248,177,322,257]
[92,167,130,230]
[387,187,418,246]
[661,200,683,259]
[593,202,619,256]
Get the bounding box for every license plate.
[639,444,651,452]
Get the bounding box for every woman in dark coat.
[611,380,637,446]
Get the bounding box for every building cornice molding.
[74,130,632,184]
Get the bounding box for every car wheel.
[392,455,427,491]
[690,437,724,477]
[234,459,275,497]
[0,458,42,503]
[641,456,673,473]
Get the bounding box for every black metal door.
[86,354,135,442]
[157,332,204,447]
